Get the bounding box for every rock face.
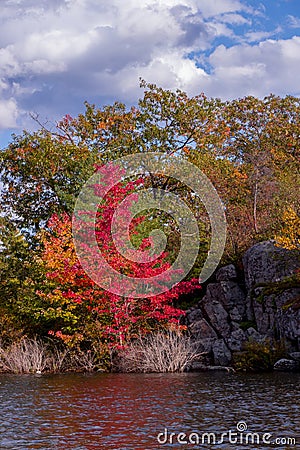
[243,241,300,351]
[185,241,300,369]
[273,359,300,372]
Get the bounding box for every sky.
[1,0,300,148]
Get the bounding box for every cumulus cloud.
[206,36,300,98]
[244,28,282,43]
[0,0,299,140]
[0,98,18,129]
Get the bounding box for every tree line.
[0,81,299,362]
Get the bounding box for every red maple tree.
[39,164,200,348]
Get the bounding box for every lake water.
[0,372,299,449]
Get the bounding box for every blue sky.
[1,0,300,148]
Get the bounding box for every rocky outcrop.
[243,241,300,350]
[185,241,300,369]
[273,358,299,372]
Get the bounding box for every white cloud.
[0,0,224,114]
[142,50,208,88]
[193,0,245,18]
[0,0,299,141]
[0,47,20,77]
[206,36,300,98]
[0,97,18,129]
[287,15,300,29]
[244,27,282,43]
[219,12,251,25]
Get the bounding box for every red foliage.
[40,164,200,348]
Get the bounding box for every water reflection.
[0,372,299,449]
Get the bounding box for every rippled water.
[0,371,299,449]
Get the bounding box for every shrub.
[116,330,202,373]
[0,337,108,373]
[0,337,50,373]
[233,339,286,372]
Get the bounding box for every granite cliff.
[184,241,300,370]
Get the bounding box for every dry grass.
[0,333,201,374]
[0,337,50,373]
[0,337,104,374]
[117,330,203,373]
[67,349,100,372]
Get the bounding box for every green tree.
[0,217,46,340]
[1,84,299,266]
[0,83,225,235]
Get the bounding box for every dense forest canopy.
[0,82,299,354]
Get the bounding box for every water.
[0,372,299,449]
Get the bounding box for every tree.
[220,95,300,240]
[184,147,250,260]
[183,94,300,258]
[275,207,300,250]
[0,217,46,340]
[0,127,96,234]
[1,84,299,264]
[0,82,226,236]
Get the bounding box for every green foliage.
[1,84,299,257]
[137,79,226,155]
[233,339,286,372]
[0,83,299,359]
[0,129,95,233]
[0,217,47,338]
